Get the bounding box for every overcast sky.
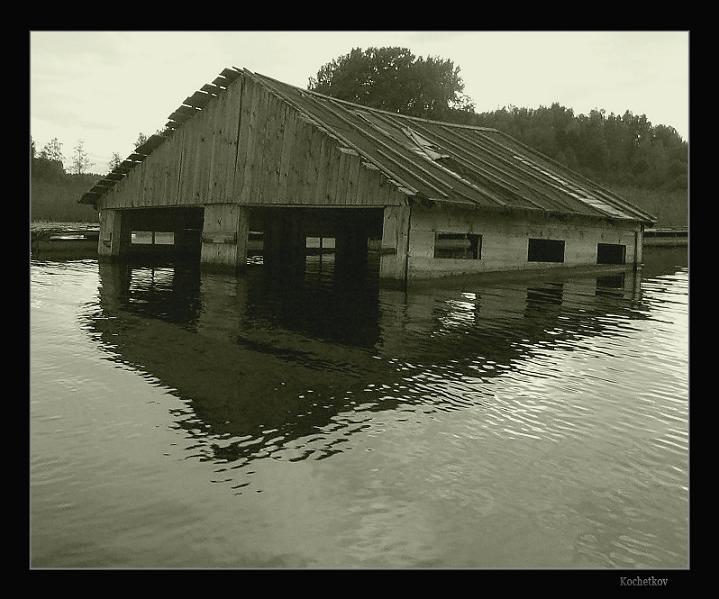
[30,31,689,173]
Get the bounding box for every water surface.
[30,248,689,568]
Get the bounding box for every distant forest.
[31,156,99,223]
[463,104,688,226]
[31,103,688,226]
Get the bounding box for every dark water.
[30,248,688,568]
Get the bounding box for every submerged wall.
[401,206,643,280]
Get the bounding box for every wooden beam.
[134,134,166,156]
[220,68,241,82]
[167,113,192,126]
[183,90,211,109]
[171,105,198,119]
[200,83,221,96]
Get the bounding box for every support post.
[634,225,644,268]
[200,204,250,270]
[379,205,411,284]
[98,209,125,261]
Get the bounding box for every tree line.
[31,133,153,222]
[32,132,152,177]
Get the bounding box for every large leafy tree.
[308,47,474,121]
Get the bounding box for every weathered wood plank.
[143,149,155,205]
[179,110,197,204]
[171,126,184,205]
[276,103,298,203]
[290,119,312,206]
[313,134,331,205]
[208,89,226,203]
[160,133,172,206]
[355,161,369,206]
[323,146,341,207]
[345,152,362,206]
[333,147,349,207]
[194,105,212,202]
[239,79,264,204]
[262,98,285,204]
[207,87,223,203]
[300,120,321,205]
[223,76,242,202]
[252,88,272,204]
[262,88,280,203]
[234,76,257,203]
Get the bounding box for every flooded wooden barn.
[80,67,656,284]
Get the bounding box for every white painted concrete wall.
[407,206,642,279]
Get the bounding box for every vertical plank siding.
[98,74,406,211]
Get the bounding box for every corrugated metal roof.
[80,67,656,225]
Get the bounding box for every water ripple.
[31,249,688,568]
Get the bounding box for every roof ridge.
[250,71,500,134]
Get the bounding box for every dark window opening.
[597,243,626,265]
[434,233,481,260]
[528,238,565,263]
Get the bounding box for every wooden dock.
[31,227,100,257]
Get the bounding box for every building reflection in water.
[81,256,659,468]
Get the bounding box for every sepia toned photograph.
[30,30,689,572]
